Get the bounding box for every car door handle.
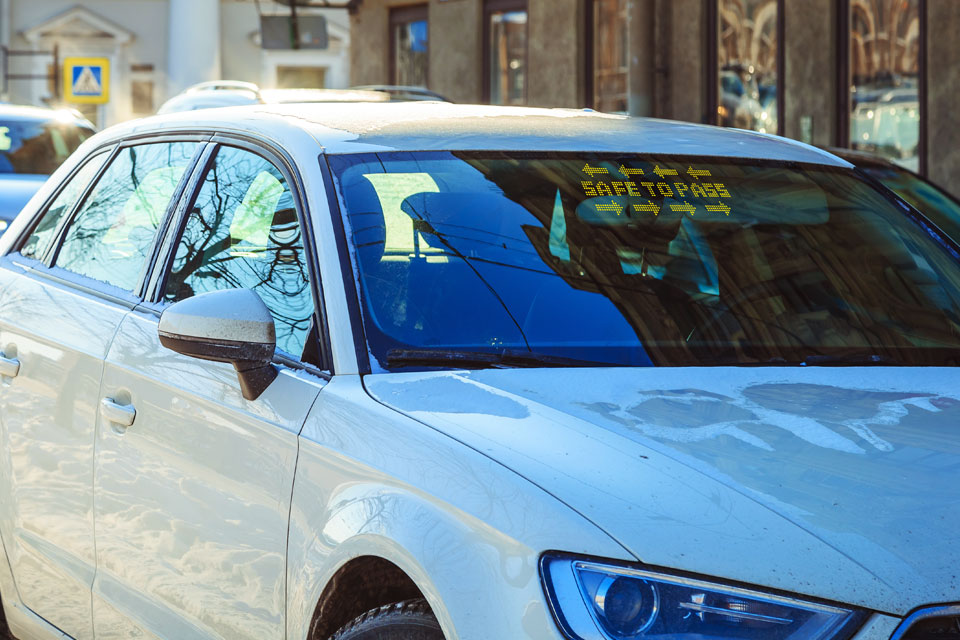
[100,397,136,428]
[0,354,19,378]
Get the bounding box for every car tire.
[329,599,443,640]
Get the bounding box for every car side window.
[19,152,108,260]
[54,142,200,292]
[163,145,315,359]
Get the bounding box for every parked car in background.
[156,81,392,114]
[0,104,94,233]
[1,102,958,640]
[849,86,920,172]
[831,146,960,246]
[349,84,451,102]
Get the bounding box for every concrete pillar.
[527,0,581,107]
[0,0,9,51]
[927,0,960,193]
[627,0,656,116]
[349,0,388,87]
[782,0,835,146]
[663,0,705,124]
[0,0,8,100]
[429,0,483,104]
[167,0,221,97]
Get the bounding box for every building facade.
[0,0,351,127]
[349,0,960,193]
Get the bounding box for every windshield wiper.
[385,348,617,369]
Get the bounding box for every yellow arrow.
[705,203,731,215]
[670,201,696,215]
[582,162,608,176]
[654,165,679,179]
[633,202,660,216]
[619,164,643,177]
[687,167,712,179]
[594,200,624,215]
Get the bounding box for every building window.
[130,63,155,117]
[131,81,154,114]
[390,5,429,87]
[485,0,527,105]
[276,65,327,89]
[847,0,922,171]
[589,0,628,113]
[715,0,781,134]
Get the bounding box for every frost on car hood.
[364,367,960,615]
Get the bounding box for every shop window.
[485,0,527,105]
[589,0,628,113]
[847,0,922,171]
[715,0,781,134]
[390,5,429,87]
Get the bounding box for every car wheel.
[329,599,443,640]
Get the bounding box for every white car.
[0,102,957,640]
[156,81,390,114]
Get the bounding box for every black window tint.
[20,152,107,259]
[55,142,199,292]
[164,146,314,359]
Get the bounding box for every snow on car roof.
[110,102,851,166]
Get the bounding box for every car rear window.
[329,151,960,369]
[0,118,93,175]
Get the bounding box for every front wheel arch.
[308,556,430,640]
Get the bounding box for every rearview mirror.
[158,289,278,401]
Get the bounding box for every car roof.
[99,102,852,166]
[0,103,93,126]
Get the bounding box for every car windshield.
[861,164,960,247]
[0,119,93,175]
[329,151,960,369]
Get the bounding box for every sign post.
[63,57,110,104]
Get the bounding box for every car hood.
[365,367,960,615]
[0,174,46,222]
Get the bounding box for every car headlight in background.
[0,220,7,233]
[541,554,863,640]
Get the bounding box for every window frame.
[836,0,927,176]
[9,145,115,265]
[706,0,785,135]
[482,0,529,105]
[145,134,333,374]
[389,4,430,88]
[42,135,209,301]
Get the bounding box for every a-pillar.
[627,0,656,117]
[167,0,221,98]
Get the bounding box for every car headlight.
[541,554,864,640]
[0,219,7,232]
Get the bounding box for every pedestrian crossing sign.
[63,57,110,104]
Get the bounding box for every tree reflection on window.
[56,142,199,291]
[164,146,313,359]
[21,152,107,259]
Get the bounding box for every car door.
[93,142,327,640]
[0,139,203,639]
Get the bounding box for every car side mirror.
[158,289,279,401]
